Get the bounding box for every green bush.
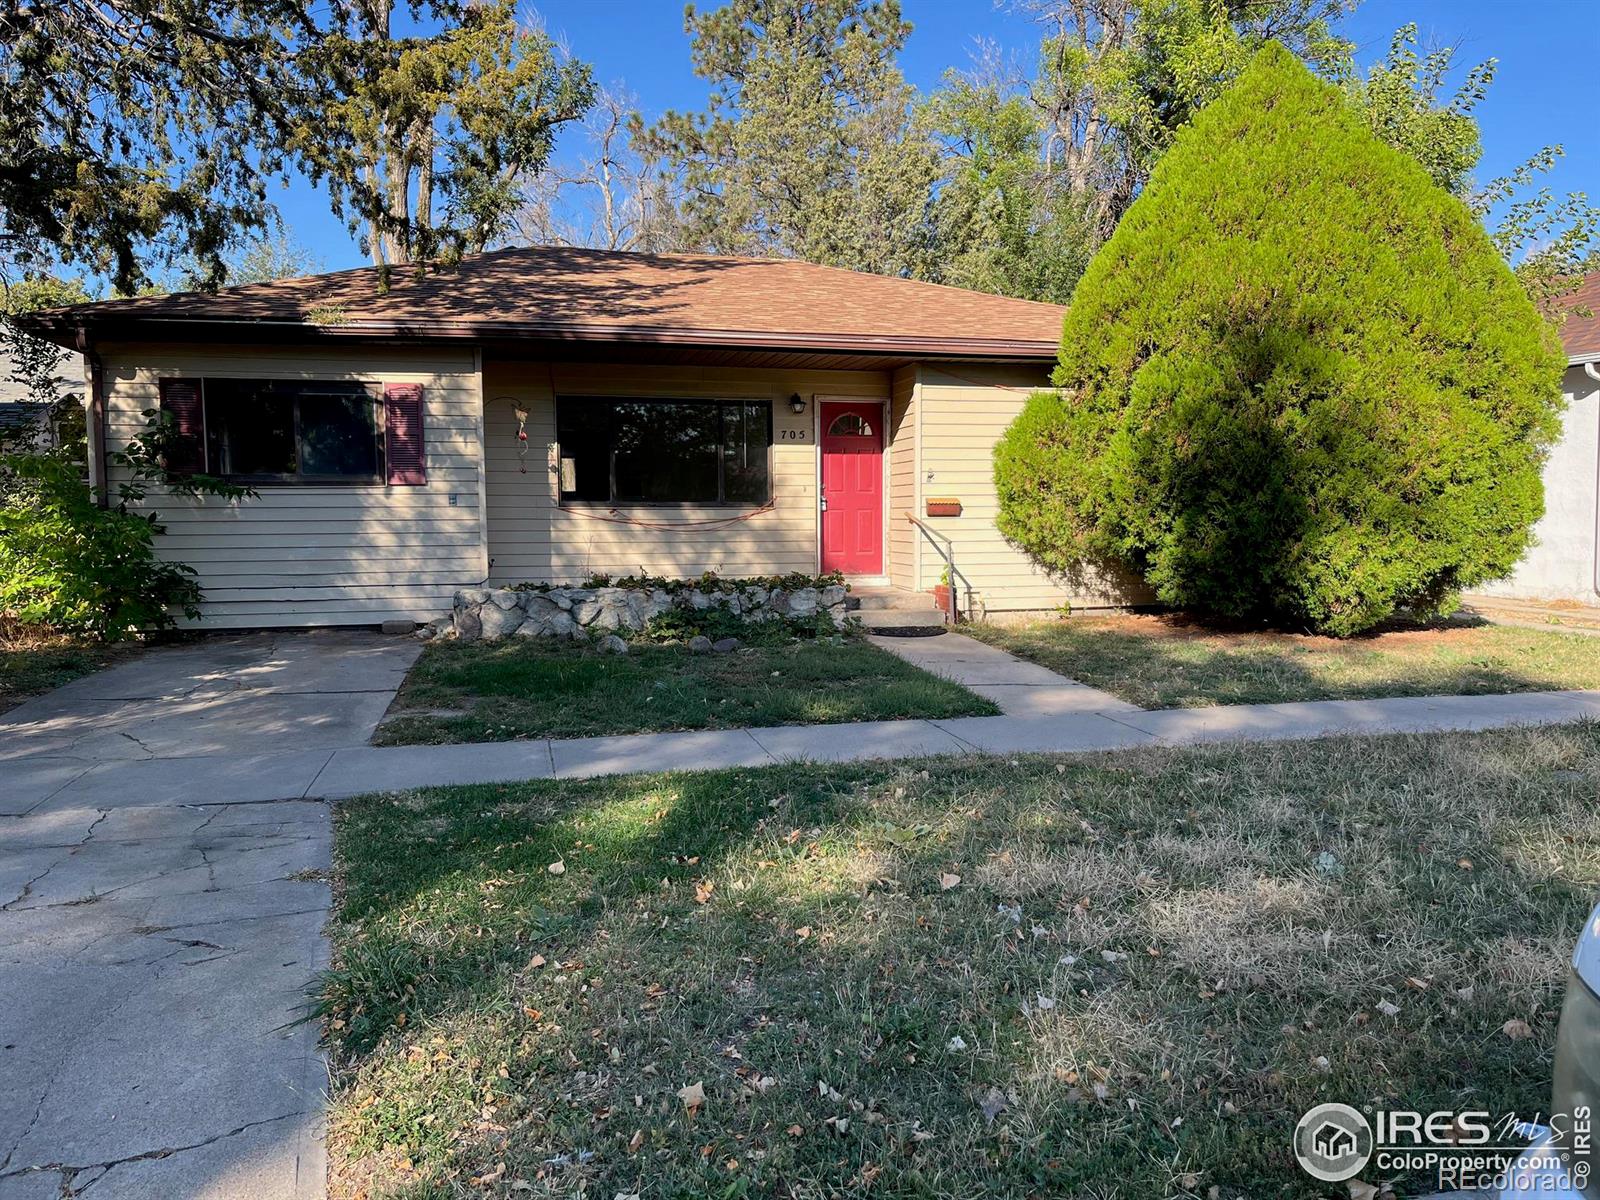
[994,44,1566,636]
[0,451,201,639]
[0,412,251,640]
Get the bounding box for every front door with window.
[820,401,884,576]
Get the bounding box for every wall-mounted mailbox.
[925,497,962,518]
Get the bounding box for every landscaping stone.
[713,637,742,653]
[478,603,526,641]
[518,594,578,639]
[454,606,483,643]
[688,635,713,654]
[415,616,452,641]
[447,579,849,643]
[599,634,629,655]
[788,587,820,617]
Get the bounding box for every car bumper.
[1497,1135,1588,1199]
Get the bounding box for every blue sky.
[275,0,1600,272]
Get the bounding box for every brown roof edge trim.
[27,314,1061,360]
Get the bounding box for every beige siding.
[914,364,1151,614]
[484,360,890,582]
[887,364,918,589]
[97,341,486,628]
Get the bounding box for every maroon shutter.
[384,383,426,485]
[157,378,205,473]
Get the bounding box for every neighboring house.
[0,343,79,451]
[1473,271,1600,609]
[24,246,1141,629]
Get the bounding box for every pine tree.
[994,44,1566,636]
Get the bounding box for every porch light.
[789,393,807,414]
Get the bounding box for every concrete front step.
[847,586,944,614]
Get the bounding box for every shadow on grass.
[971,612,1600,709]
[319,726,1600,1199]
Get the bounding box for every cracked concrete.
[0,801,332,1199]
[0,632,417,1200]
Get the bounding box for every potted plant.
[931,566,955,619]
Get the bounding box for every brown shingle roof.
[1560,270,1600,362]
[30,245,1066,360]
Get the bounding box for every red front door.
[820,401,883,576]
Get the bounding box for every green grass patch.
[321,725,1600,1198]
[0,631,137,714]
[373,634,995,744]
[969,613,1600,709]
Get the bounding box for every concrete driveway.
[0,631,419,1199]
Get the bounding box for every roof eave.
[27,313,1062,361]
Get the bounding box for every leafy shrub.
[521,570,847,595]
[640,605,841,645]
[0,412,251,639]
[994,44,1566,637]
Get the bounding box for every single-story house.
[1472,270,1600,609]
[25,246,1141,629]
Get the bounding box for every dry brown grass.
[322,724,1600,1199]
[970,613,1600,708]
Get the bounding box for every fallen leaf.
[470,1161,506,1186]
[940,873,961,891]
[677,1080,706,1117]
[786,1124,804,1137]
[547,860,566,876]
[528,954,547,969]
[795,926,812,941]
[979,1087,1009,1124]
[627,1129,643,1153]
[1502,1018,1534,1040]
[522,1006,542,1020]
[1347,1183,1379,1200]
[1375,999,1401,1017]
[694,880,714,904]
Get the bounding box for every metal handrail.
[905,513,973,624]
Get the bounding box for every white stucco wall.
[1476,364,1599,606]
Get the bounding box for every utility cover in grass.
[994,42,1566,637]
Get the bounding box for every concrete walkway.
[8,634,1600,812]
[0,632,418,1200]
[864,631,1140,716]
[5,629,1600,1200]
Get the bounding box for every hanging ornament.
[513,404,530,473]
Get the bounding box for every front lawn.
[320,724,1600,1198]
[0,629,138,715]
[373,634,996,744]
[969,613,1600,708]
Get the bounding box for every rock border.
[426,582,850,644]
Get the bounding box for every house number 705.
[779,429,808,440]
